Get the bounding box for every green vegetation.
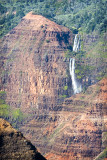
[64,85,68,90]
[0,0,106,38]
[103,132,107,144]
[75,64,95,80]
[54,0,107,34]
[64,50,72,58]
[59,94,67,98]
[0,90,24,128]
[72,34,106,82]
[64,49,85,59]
[96,72,105,81]
[0,90,6,96]
[86,37,107,59]
[95,147,107,160]
[0,104,10,118]
[64,43,106,85]
[0,91,10,118]
[12,108,23,122]
[46,39,50,43]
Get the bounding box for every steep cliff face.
[0,118,46,160]
[20,78,107,160]
[44,78,107,160]
[0,12,73,114]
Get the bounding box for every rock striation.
[0,118,46,160]
[0,11,73,113]
[20,78,107,160]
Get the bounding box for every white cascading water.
[73,34,81,52]
[69,34,82,94]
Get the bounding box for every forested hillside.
[0,0,106,38]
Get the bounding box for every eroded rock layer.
[20,78,107,160]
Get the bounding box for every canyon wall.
[20,78,107,160]
[0,12,107,160]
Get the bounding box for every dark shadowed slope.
[0,118,47,160]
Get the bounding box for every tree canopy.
[0,0,106,38]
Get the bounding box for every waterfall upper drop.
[73,34,81,52]
[69,34,82,94]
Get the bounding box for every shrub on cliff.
[0,90,24,128]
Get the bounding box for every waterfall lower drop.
[69,58,82,94]
[69,34,82,94]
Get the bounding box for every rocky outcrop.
[0,118,46,160]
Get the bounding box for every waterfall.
[69,34,82,94]
[73,34,81,52]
